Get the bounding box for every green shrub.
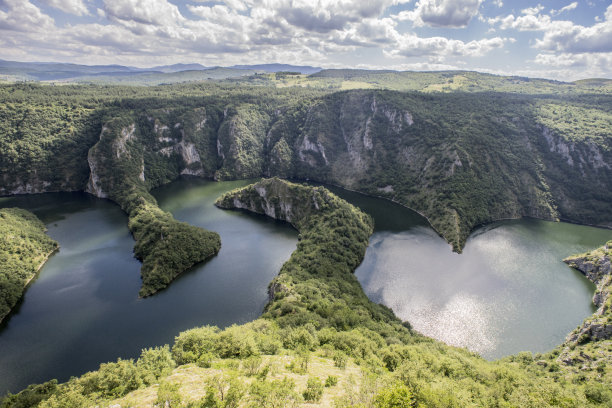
[302,377,324,402]
[325,375,338,387]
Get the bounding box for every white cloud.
[40,0,89,16]
[535,5,612,53]
[102,0,184,27]
[551,2,578,16]
[521,5,544,16]
[530,52,612,80]
[488,13,552,31]
[387,34,507,58]
[0,0,608,81]
[0,0,55,32]
[395,0,483,28]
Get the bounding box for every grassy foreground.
[3,179,611,407]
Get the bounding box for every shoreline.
[0,245,58,324]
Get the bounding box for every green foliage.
[302,377,324,402]
[137,345,176,385]
[202,374,245,408]
[374,382,415,408]
[2,79,612,407]
[79,358,143,398]
[242,356,262,376]
[155,381,181,408]
[0,380,57,408]
[0,208,58,321]
[325,375,338,387]
[128,201,221,297]
[248,378,300,408]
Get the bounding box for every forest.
[0,71,611,406]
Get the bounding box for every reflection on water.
[326,186,610,360]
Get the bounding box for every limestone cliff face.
[214,177,333,230]
[564,243,612,343]
[2,90,611,254]
[269,91,562,251]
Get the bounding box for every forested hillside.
[0,208,58,322]
[0,80,610,254]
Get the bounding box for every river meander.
[0,178,609,394]
[324,185,609,360]
[0,179,297,394]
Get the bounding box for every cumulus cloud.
[40,0,89,16]
[271,0,401,33]
[102,0,184,27]
[395,0,483,28]
[521,5,544,16]
[387,34,508,58]
[0,0,55,32]
[488,13,552,31]
[535,5,612,53]
[0,0,607,80]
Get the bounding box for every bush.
[303,377,324,402]
[155,381,181,408]
[325,375,338,387]
[137,345,176,384]
[374,382,415,408]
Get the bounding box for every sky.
[0,0,611,81]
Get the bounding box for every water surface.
[327,186,609,359]
[0,179,297,394]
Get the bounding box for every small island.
[0,208,58,323]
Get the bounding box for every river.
[0,178,609,393]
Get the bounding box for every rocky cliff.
[564,243,612,343]
[1,87,610,256]
[554,242,612,381]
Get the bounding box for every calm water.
[0,179,297,394]
[0,179,609,394]
[325,186,610,360]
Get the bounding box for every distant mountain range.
[0,59,322,82]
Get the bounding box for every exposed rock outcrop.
[564,242,612,343]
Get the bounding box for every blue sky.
[0,0,611,80]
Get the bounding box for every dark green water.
[0,179,297,394]
[325,186,610,360]
[0,179,609,394]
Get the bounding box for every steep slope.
[556,242,612,385]
[85,109,221,296]
[0,208,58,322]
[1,83,610,265]
[264,91,606,251]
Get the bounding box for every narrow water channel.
[0,179,297,394]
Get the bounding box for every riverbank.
[0,208,58,323]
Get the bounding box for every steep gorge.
[1,85,610,293]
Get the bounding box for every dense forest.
[0,72,611,406]
[0,208,58,322]
[1,77,610,255]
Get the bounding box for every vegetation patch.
[0,208,58,322]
